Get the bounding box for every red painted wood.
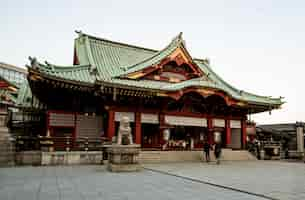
[225,119,231,146]
[159,113,166,145]
[241,119,247,149]
[46,111,50,136]
[73,47,80,65]
[207,118,213,144]
[107,110,115,140]
[135,112,141,145]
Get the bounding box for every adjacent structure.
[0,62,26,86]
[257,122,304,158]
[26,32,284,150]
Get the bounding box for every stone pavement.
[0,165,267,200]
[145,161,305,200]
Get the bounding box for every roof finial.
[75,30,83,36]
[178,32,183,39]
[28,56,39,69]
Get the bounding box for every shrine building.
[26,32,284,150]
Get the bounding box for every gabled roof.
[118,33,190,76]
[28,32,284,107]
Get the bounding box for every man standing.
[203,140,211,162]
[214,143,222,164]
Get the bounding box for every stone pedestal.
[0,110,15,166]
[104,144,142,172]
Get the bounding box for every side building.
[257,123,304,159]
[0,62,27,86]
[25,32,284,151]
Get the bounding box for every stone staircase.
[139,149,257,163]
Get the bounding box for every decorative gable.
[122,45,207,83]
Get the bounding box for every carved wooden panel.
[49,113,74,127]
[115,112,135,122]
[165,115,207,127]
[141,113,159,124]
[213,119,225,127]
[230,120,241,128]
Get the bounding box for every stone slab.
[0,165,268,200]
[108,163,142,172]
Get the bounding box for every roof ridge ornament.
[28,56,39,69]
[75,30,83,37]
[44,61,51,66]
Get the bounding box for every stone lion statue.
[117,116,133,145]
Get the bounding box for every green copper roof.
[74,33,156,80]
[28,60,94,84]
[15,80,32,107]
[28,32,284,107]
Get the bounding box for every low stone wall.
[15,151,103,166]
[41,151,103,165]
[15,151,41,166]
[14,149,257,165]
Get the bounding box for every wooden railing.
[15,136,111,152]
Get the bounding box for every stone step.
[139,149,257,163]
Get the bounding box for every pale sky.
[0,0,302,124]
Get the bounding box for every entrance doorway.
[141,123,160,149]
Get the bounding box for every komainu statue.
[117,116,133,145]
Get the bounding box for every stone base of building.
[0,126,15,166]
[139,149,257,163]
[105,144,142,172]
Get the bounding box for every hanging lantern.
[163,129,170,141]
[214,131,222,144]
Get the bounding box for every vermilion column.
[107,110,115,141]
[135,112,142,145]
[159,113,165,148]
[241,119,247,149]
[207,118,213,144]
[225,119,231,147]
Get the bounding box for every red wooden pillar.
[135,112,142,145]
[207,118,213,144]
[159,113,165,148]
[107,110,115,141]
[46,111,50,137]
[225,119,231,147]
[241,119,247,149]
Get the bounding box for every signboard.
[213,119,225,127]
[230,120,241,129]
[165,115,207,127]
[115,112,135,122]
[141,113,159,124]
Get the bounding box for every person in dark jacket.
[203,140,211,162]
[214,143,222,164]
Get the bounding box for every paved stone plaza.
[0,161,304,200]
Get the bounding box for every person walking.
[203,140,211,162]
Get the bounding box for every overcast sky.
[0,0,303,124]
